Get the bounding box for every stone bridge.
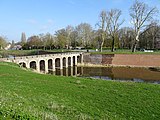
[0,52,83,73]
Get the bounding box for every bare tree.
[106,9,124,52]
[139,21,160,49]
[96,10,106,52]
[130,0,158,52]
[146,21,160,49]
[119,27,135,49]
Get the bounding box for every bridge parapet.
[0,52,83,60]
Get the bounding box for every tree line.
[0,0,159,52]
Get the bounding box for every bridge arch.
[77,55,81,63]
[48,59,53,70]
[63,57,67,67]
[19,62,26,68]
[68,57,71,66]
[30,61,36,70]
[40,60,45,72]
[73,56,76,66]
[55,58,60,68]
[77,54,83,63]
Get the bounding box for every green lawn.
[90,49,160,55]
[1,49,160,58]
[0,49,71,57]
[0,62,160,119]
[0,50,37,57]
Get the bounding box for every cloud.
[40,19,54,31]
[47,19,54,25]
[68,0,76,5]
[40,25,49,31]
[26,18,55,32]
[27,19,38,24]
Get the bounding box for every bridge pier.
[26,63,30,69]
[65,68,68,76]
[37,61,40,72]
[65,57,68,68]
[80,54,83,64]
[60,58,63,69]
[75,56,77,66]
[60,69,63,76]
[70,67,73,76]
[74,66,77,76]
[70,57,73,66]
[52,59,55,71]
[45,60,48,73]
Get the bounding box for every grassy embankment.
[0,62,160,119]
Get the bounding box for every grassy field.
[0,50,37,57]
[0,49,160,58]
[90,49,160,55]
[0,49,73,58]
[1,62,160,119]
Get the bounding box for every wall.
[83,54,160,67]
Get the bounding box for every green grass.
[0,49,72,57]
[1,62,160,119]
[1,49,160,58]
[0,50,37,57]
[91,49,160,55]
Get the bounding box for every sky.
[0,0,159,42]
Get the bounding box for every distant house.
[11,45,22,50]
[75,47,85,50]
[4,43,11,50]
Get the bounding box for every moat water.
[48,67,160,84]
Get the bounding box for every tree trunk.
[152,36,155,49]
[99,35,104,52]
[132,31,140,52]
[132,41,138,52]
[100,42,103,52]
[111,37,115,52]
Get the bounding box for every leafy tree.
[55,29,68,48]
[27,35,42,49]
[66,25,74,48]
[70,30,78,47]
[0,36,7,50]
[44,33,55,50]
[76,23,93,48]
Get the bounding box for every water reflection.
[48,67,83,77]
[48,66,160,84]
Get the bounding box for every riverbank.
[1,62,160,119]
[78,63,160,69]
